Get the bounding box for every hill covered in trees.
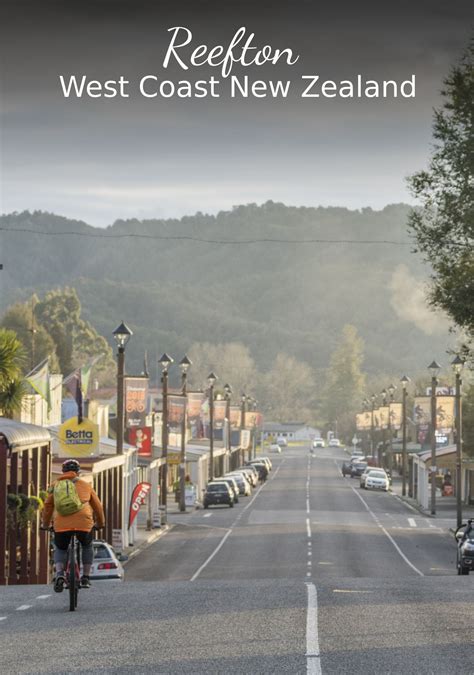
[0,203,453,384]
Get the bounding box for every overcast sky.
[0,1,472,226]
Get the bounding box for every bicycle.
[65,531,81,612]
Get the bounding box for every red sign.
[128,426,152,457]
[128,481,151,528]
[124,376,149,428]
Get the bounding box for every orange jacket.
[42,472,105,533]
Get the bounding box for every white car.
[90,540,125,581]
[329,438,341,447]
[276,436,288,447]
[270,443,282,453]
[312,438,325,448]
[364,469,389,491]
[226,472,252,496]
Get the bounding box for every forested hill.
[0,203,451,376]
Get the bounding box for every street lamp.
[380,389,387,468]
[400,375,410,497]
[159,353,174,509]
[178,355,192,512]
[208,372,218,481]
[387,384,396,475]
[452,355,464,527]
[370,393,377,461]
[428,360,441,515]
[224,384,232,470]
[113,322,133,455]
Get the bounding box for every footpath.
[390,474,474,530]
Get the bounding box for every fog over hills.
[0,202,453,378]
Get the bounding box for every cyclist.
[42,459,105,592]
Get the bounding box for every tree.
[187,342,256,395]
[320,325,366,438]
[408,40,474,340]
[1,296,59,372]
[263,353,315,422]
[0,329,27,418]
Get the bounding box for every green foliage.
[0,378,29,419]
[408,39,474,339]
[320,325,366,437]
[187,342,256,395]
[262,353,315,422]
[0,329,27,417]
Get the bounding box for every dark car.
[248,462,268,481]
[219,477,239,503]
[350,461,368,477]
[455,520,474,575]
[341,462,352,477]
[203,482,234,508]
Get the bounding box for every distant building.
[263,422,320,442]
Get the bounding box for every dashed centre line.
[16,605,32,611]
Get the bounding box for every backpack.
[53,478,84,516]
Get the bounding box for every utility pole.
[179,356,192,512]
[159,353,174,509]
[452,356,464,528]
[208,372,217,481]
[428,361,441,515]
[401,376,410,497]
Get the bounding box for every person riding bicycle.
[42,459,105,592]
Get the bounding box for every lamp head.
[159,353,174,371]
[451,355,464,376]
[428,360,441,378]
[400,374,410,390]
[207,371,217,387]
[388,383,396,397]
[179,355,192,373]
[113,321,133,349]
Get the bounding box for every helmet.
[62,459,81,473]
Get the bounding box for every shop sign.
[58,417,99,457]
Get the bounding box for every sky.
[0,1,472,226]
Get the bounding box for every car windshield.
[207,484,227,492]
[368,471,386,478]
[93,545,111,560]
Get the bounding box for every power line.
[0,226,413,246]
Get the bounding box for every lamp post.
[380,389,387,468]
[159,353,174,508]
[387,384,396,476]
[224,383,232,471]
[179,355,192,512]
[113,322,133,455]
[400,375,410,497]
[370,394,377,461]
[252,398,258,459]
[208,372,217,481]
[452,355,464,528]
[428,360,441,515]
[241,393,248,461]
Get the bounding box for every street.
[1,446,473,674]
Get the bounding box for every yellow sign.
[58,417,99,457]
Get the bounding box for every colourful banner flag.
[26,359,51,410]
[389,402,402,430]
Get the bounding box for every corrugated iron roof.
[0,417,51,451]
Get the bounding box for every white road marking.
[425,518,436,529]
[318,561,333,565]
[346,480,424,577]
[306,499,310,514]
[333,589,373,594]
[306,583,322,674]
[0,617,6,621]
[16,605,31,611]
[202,513,212,518]
[306,518,311,538]
[191,458,285,581]
[36,594,51,600]
[408,518,417,528]
[306,571,311,577]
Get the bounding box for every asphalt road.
[1,446,473,674]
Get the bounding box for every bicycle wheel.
[68,537,77,612]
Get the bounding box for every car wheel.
[204,503,208,509]
[461,565,470,575]
[229,502,234,508]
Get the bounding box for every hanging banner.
[168,394,186,434]
[373,408,381,430]
[436,396,455,431]
[187,391,204,438]
[214,399,227,429]
[389,403,403,430]
[128,426,152,457]
[356,413,369,431]
[229,406,242,429]
[378,406,390,430]
[245,411,262,428]
[124,376,149,428]
[240,429,251,449]
[128,482,151,529]
[58,417,99,457]
[414,397,431,425]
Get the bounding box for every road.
[1,446,473,674]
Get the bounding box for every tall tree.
[263,352,315,422]
[408,40,474,341]
[0,329,27,418]
[187,342,256,396]
[320,325,366,438]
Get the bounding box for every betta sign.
[128,482,151,529]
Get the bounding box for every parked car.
[455,520,474,575]
[364,469,390,491]
[312,438,325,448]
[257,456,272,470]
[219,476,240,503]
[276,436,288,447]
[341,461,352,477]
[238,466,259,487]
[270,443,282,453]
[90,541,125,581]
[329,438,341,447]
[350,451,364,462]
[248,462,268,481]
[248,457,272,473]
[204,482,235,508]
[350,461,368,478]
[226,472,251,496]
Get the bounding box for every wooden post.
[19,449,31,584]
[30,447,40,584]
[8,453,18,585]
[0,437,8,585]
